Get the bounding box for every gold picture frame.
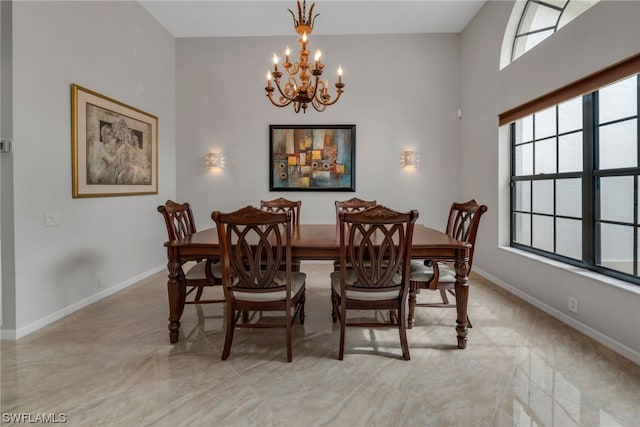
[71,84,158,198]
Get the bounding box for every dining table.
[163,223,472,349]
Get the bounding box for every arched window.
[501,0,599,68]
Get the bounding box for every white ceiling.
[139,0,487,38]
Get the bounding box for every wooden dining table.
[163,224,472,349]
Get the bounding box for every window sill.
[497,246,640,296]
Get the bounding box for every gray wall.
[7,1,176,335]
[175,34,461,229]
[1,0,14,330]
[460,0,640,362]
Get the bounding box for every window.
[510,73,640,284]
[508,0,600,64]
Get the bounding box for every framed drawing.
[269,124,355,191]
[71,84,158,198]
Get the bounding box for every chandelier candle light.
[266,0,345,113]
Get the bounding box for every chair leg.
[221,304,235,360]
[398,306,410,361]
[194,286,204,302]
[408,282,417,329]
[440,289,449,304]
[338,304,346,360]
[331,289,338,323]
[286,308,293,362]
[299,292,306,325]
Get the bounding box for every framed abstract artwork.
[71,84,158,198]
[269,124,355,191]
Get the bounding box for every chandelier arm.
[273,77,297,103]
[311,98,327,112]
[314,86,344,107]
[266,91,293,108]
[285,62,301,76]
[306,75,321,104]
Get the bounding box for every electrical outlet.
[568,296,578,314]
[98,273,107,288]
[44,210,61,227]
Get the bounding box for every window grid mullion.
[554,106,559,254]
[634,175,638,276]
[636,75,640,275]
[531,115,536,246]
[584,93,596,266]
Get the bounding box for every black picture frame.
[269,124,356,192]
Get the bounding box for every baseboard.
[1,264,166,341]
[473,267,640,365]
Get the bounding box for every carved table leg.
[454,260,469,349]
[167,259,186,344]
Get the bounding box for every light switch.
[44,210,61,227]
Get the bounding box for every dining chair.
[407,199,488,329]
[331,205,418,360]
[260,197,302,272]
[212,206,306,362]
[157,200,223,305]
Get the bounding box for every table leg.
[454,260,469,349]
[167,259,186,344]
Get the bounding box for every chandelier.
[265,0,345,113]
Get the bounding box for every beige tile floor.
[1,262,639,426]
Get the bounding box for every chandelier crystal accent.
[265,0,345,113]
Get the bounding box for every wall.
[7,1,176,336]
[460,1,640,362]
[175,34,461,229]
[1,0,14,330]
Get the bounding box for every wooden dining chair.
[260,197,302,272]
[407,199,488,329]
[157,200,224,305]
[331,205,418,360]
[212,206,306,362]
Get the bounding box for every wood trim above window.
[499,52,640,126]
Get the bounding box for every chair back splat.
[158,200,197,241]
[446,200,488,273]
[334,197,377,223]
[260,197,302,271]
[260,197,301,225]
[212,205,306,362]
[331,204,418,360]
[332,197,377,273]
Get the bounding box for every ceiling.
[139,0,487,38]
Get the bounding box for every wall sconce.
[207,152,224,169]
[402,150,418,168]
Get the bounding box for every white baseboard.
[0,264,166,341]
[473,267,640,365]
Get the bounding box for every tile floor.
[1,263,639,426]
